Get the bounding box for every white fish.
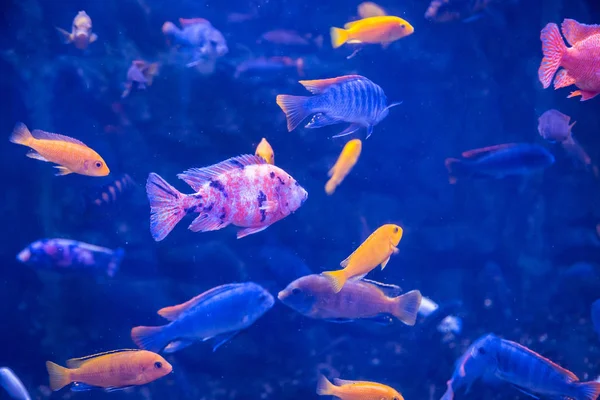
[0,368,31,400]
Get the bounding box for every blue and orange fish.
[276,75,400,138]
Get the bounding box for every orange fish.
[330,16,414,54]
[255,138,275,165]
[538,19,600,101]
[325,139,362,195]
[9,123,109,176]
[322,224,403,293]
[46,349,171,392]
[56,11,98,50]
[317,375,404,400]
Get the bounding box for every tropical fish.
[9,123,110,177]
[467,334,600,400]
[0,368,31,400]
[122,60,160,98]
[358,2,387,18]
[146,155,307,241]
[276,75,399,138]
[131,282,274,353]
[425,0,494,23]
[444,143,555,184]
[278,274,422,326]
[258,29,316,46]
[86,173,136,208]
[162,18,228,66]
[322,224,403,293]
[255,138,275,165]
[330,16,414,55]
[45,349,171,392]
[56,11,97,49]
[16,238,124,277]
[325,139,362,195]
[234,56,304,79]
[537,109,576,143]
[316,375,404,400]
[538,19,600,101]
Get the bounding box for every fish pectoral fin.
[90,33,98,43]
[365,125,374,139]
[26,150,49,162]
[305,113,339,129]
[54,166,73,176]
[210,331,240,352]
[332,123,361,138]
[237,225,268,239]
[510,385,540,399]
[188,213,226,233]
[346,46,363,59]
[381,256,390,270]
[259,200,278,213]
[163,340,194,353]
[55,27,73,43]
[70,383,101,392]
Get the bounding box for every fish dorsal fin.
[461,143,519,159]
[158,283,245,321]
[359,279,402,297]
[299,75,366,94]
[179,18,209,27]
[31,130,87,147]
[177,155,265,191]
[505,341,579,382]
[333,378,362,386]
[66,349,140,368]
[561,19,600,46]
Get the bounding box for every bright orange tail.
[322,270,347,293]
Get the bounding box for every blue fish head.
[243,283,275,320]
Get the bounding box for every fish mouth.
[277,290,287,300]
[16,248,31,262]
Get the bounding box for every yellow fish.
[358,2,387,19]
[325,139,362,195]
[9,123,110,177]
[330,16,414,50]
[255,138,275,165]
[56,11,98,50]
[317,375,404,400]
[322,224,403,293]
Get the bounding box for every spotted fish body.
[276,75,399,138]
[146,155,307,241]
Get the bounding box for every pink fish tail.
[146,173,187,241]
[392,290,422,326]
[573,381,600,400]
[538,23,567,89]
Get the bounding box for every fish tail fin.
[161,22,178,36]
[276,95,312,132]
[538,23,567,89]
[55,27,73,43]
[46,361,72,391]
[574,381,600,400]
[10,123,34,147]
[131,325,169,353]
[107,248,125,277]
[322,270,347,293]
[146,173,187,241]
[329,27,348,48]
[444,158,467,184]
[324,178,337,195]
[392,290,423,326]
[316,374,336,396]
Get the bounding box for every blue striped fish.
[469,334,600,400]
[276,75,400,138]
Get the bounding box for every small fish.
[0,368,31,400]
[444,143,555,183]
[468,334,600,400]
[56,11,97,49]
[146,155,307,241]
[131,282,274,353]
[259,29,312,46]
[322,224,403,293]
[162,18,228,60]
[276,75,399,139]
[418,297,463,334]
[358,2,387,18]
[122,60,160,98]
[234,56,304,79]
[86,173,136,207]
[46,349,171,392]
[425,0,494,23]
[9,123,110,177]
[255,138,275,165]
[16,238,124,277]
[317,375,404,400]
[537,109,576,143]
[539,19,600,101]
[278,274,422,326]
[591,299,600,340]
[325,139,362,195]
[330,16,414,56]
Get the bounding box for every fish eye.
[400,24,406,29]
[95,161,103,168]
[154,362,162,369]
[292,288,301,295]
[393,227,399,233]
[478,347,486,355]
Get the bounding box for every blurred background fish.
[56,11,97,49]
[0,368,31,400]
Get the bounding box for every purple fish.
[276,75,400,138]
[277,274,422,326]
[538,109,575,143]
[16,239,124,277]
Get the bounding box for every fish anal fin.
[26,150,49,162]
[511,384,540,399]
[31,130,87,146]
[461,143,519,159]
[561,19,600,46]
[211,331,240,352]
[66,349,140,368]
[299,75,366,94]
[163,340,194,353]
[237,225,268,239]
[553,69,576,89]
[332,123,360,138]
[104,386,134,392]
[158,284,245,321]
[71,383,100,392]
[54,166,73,176]
[177,155,265,191]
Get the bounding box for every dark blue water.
[2,0,600,399]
